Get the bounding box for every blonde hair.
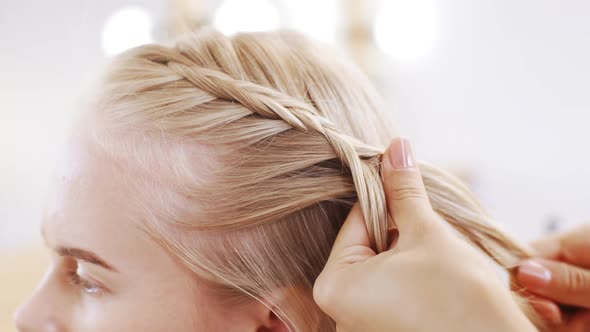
[88,28,543,331]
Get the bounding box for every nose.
[14,307,61,332]
[14,269,67,332]
[13,303,37,332]
[14,295,63,332]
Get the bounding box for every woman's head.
[15,28,542,332]
[15,29,397,331]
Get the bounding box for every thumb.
[531,225,590,268]
[517,259,590,308]
[382,138,438,239]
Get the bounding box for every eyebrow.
[41,223,119,272]
[56,246,119,272]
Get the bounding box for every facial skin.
[14,133,285,331]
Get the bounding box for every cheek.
[124,283,247,331]
[69,296,203,332]
[70,282,210,331]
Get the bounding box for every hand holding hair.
[517,225,590,330]
[313,137,537,332]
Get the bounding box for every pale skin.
[14,127,589,331]
[517,225,590,331]
[13,134,287,331]
[313,138,538,332]
[314,138,590,332]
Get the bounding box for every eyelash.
[67,268,104,296]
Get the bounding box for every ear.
[245,289,293,332]
[255,308,290,332]
[210,293,292,332]
[238,286,318,331]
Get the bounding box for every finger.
[561,234,590,269]
[555,225,590,268]
[326,203,376,267]
[313,203,373,319]
[526,296,564,325]
[381,137,438,237]
[556,310,590,332]
[517,259,590,308]
[531,225,590,268]
[530,235,562,259]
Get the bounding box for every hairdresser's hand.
[313,138,536,332]
[517,225,590,331]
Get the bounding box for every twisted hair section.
[97,30,390,251]
[90,28,544,331]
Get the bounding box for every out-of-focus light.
[282,0,338,44]
[102,7,153,57]
[374,0,437,61]
[213,0,281,35]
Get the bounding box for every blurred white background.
[1,0,589,329]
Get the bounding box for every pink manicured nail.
[388,138,415,169]
[519,260,552,287]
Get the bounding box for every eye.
[67,265,104,296]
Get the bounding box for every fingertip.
[528,298,563,325]
[517,260,552,290]
[382,137,416,174]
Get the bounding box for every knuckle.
[312,274,338,310]
[558,264,590,293]
[389,185,427,202]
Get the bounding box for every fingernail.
[388,138,415,169]
[519,260,552,287]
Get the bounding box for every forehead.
[46,126,215,221]
[42,128,216,265]
[42,135,147,255]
